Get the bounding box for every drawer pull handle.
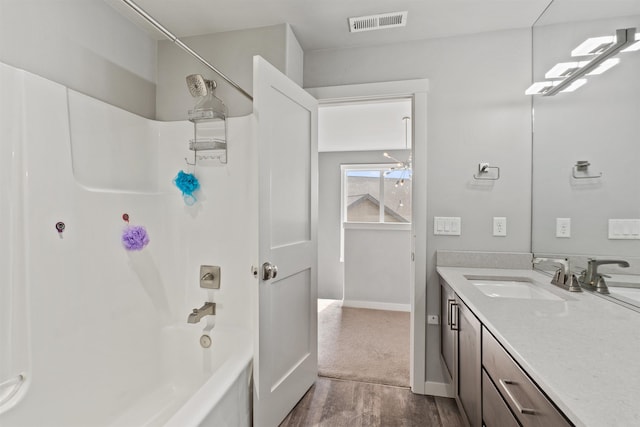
[450,302,459,331]
[499,378,537,415]
[447,298,455,326]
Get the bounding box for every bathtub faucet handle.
[199,265,221,289]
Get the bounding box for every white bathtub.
[0,63,257,427]
[109,326,253,427]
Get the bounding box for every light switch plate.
[609,219,640,239]
[556,218,571,238]
[493,217,507,236]
[434,217,461,235]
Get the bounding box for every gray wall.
[306,28,533,385]
[156,23,303,120]
[318,149,410,300]
[0,0,157,118]
[344,228,411,307]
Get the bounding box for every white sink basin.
[464,276,563,301]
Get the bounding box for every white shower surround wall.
[0,61,256,426]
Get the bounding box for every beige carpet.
[318,301,410,387]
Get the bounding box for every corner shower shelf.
[187,108,227,165]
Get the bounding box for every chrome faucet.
[533,257,582,292]
[579,259,630,294]
[187,302,216,323]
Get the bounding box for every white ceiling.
[110,0,552,51]
[110,0,640,51]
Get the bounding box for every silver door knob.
[262,262,278,280]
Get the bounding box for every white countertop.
[437,266,640,427]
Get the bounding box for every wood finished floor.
[280,377,463,427]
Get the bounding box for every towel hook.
[572,161,602,179]
[473,162,500,180]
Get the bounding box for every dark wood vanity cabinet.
[456,296,482,427]
[440,277,572,427]
[440,280,456,380]
[482,370,519,427]
[482,328,572,427]
[440,279,482,427]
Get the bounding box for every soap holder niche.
[187,109,227,165]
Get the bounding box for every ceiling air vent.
[348,11,408,33]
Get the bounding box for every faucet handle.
[565,274,583,292]
[200,265,221,289]
[551,268,566,286]
[595,276,610,294]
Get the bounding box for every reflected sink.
[464,276,563,301]
[609,287,640,305]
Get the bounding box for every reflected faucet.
[579,259,630,294]
[187,302,216,323]
[533,257,582,292]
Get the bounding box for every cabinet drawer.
[482,370,519,427]
[482,328,571,427]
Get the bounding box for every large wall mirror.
[531,1,640,305]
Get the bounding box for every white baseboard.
[424,381,454,398]
[341,299,410,312]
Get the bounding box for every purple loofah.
[122,225,150,251]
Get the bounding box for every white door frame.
[307,79,428,394]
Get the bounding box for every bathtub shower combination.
[0,61,256,426]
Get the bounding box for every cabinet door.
[440,280,456,381]
[456,297,482,427]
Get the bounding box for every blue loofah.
[173,170,200,205]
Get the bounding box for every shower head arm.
[121,0,253,101]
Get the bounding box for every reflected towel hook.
[572,161,602,179]
[473,162,500,180]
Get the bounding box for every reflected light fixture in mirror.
[524,79,586,95]
[573,32,640,55]
[543,59,619,79]
[526,27,638,96]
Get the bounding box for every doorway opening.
[316,96,413,387]
[308,79,428,394]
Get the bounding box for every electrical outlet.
[556,218,571,238]
[493,217,507,236]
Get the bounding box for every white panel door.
[252,56,318,427]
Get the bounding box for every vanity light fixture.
[586,58,620,75]
[526,27,637,96]
[545,61,589,79]
[525,81,557,95]
[622,33,640,52]
[573,32,640,55]
[561,78,587,93]
[571,35,617,57]
[524,80,584,95]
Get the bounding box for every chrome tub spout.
[187,302,216,323]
